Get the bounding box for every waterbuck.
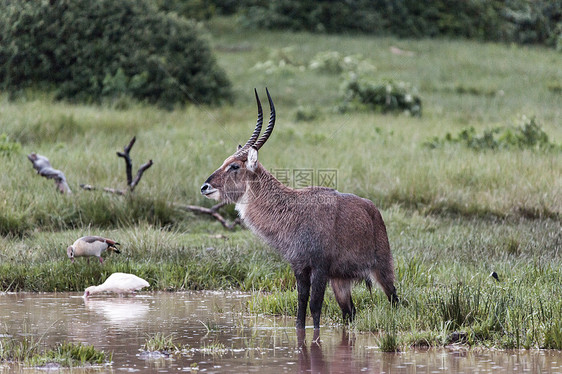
[201,89,398,336]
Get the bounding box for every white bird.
[83,272,149,298]
[67,236,121,263]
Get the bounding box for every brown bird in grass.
[66,236,121,263]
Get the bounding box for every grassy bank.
[249,216,562,350]
[0,17,560,349]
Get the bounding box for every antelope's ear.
[237,144,242,150]
[246,147,258,172]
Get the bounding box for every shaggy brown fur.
[201,89,398,332]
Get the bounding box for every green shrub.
[0,133,21,157]
[293,106,320,122]
[0,0,232,107]
[424,116,559,151]
[339,76,422,116]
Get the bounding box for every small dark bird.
[67,236,121,264]
[490,271,500,281]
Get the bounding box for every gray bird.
[67,236,121,264]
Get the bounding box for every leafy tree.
[0,0,232,107]
[238,0,562,48]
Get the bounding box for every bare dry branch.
[174,202,241,230]
[103,187,127,195]
[130,160,153,192]
[80,184,126,195]
[28,153,72,194]
[117,136,136,186]
[85,136,152,194]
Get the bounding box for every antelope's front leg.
[309,268,328,331]
[295,268,311,330]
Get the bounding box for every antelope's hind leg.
[330,278,356,322]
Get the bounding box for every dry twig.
[174,202,241,230]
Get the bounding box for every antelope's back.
[296,187,387,249]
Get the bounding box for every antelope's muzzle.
[200,182,217,197]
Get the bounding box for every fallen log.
[27,153,72,194]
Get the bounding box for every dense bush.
[339,76,422,116]
[0,0,232,107]
[239,0,562,48]
[239,0,385,34]
[155,0,240,20]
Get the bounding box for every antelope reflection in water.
[297,329,386,374]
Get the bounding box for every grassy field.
[0,17,561,349]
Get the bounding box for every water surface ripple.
[0,292,560,373]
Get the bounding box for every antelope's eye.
[228,163,240,171]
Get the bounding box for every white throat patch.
[234,183,251,220]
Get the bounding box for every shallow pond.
[0,292,560,373]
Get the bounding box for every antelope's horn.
[236,89,263,155]
[253,88,275,150]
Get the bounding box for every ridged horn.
[253,88,275,150]
[236,88,263,155]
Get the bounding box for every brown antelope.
[201,89,398,336]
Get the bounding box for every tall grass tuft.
[436,283,479,329]
[0,336,40,363]
[378,317,400,352]
[29,342,110,367]
[0,337,110,367]
[142,333,184,353]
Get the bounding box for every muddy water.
[0,292,561,373]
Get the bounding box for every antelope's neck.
[235,166,292,230]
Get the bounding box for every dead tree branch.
[130,160,154,192]
[81,136,153,195]
[81,136,237,229]
[28,153,72,194]
[116,136,153,192]
[117,136,136,186]
[174,202,241,230]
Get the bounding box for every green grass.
[0,16,560,349]
[0,337,110,368]
[0,226,294,292]
[248,214,562,350]
[142,333,185,353]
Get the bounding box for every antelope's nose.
[200,183,212,195]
